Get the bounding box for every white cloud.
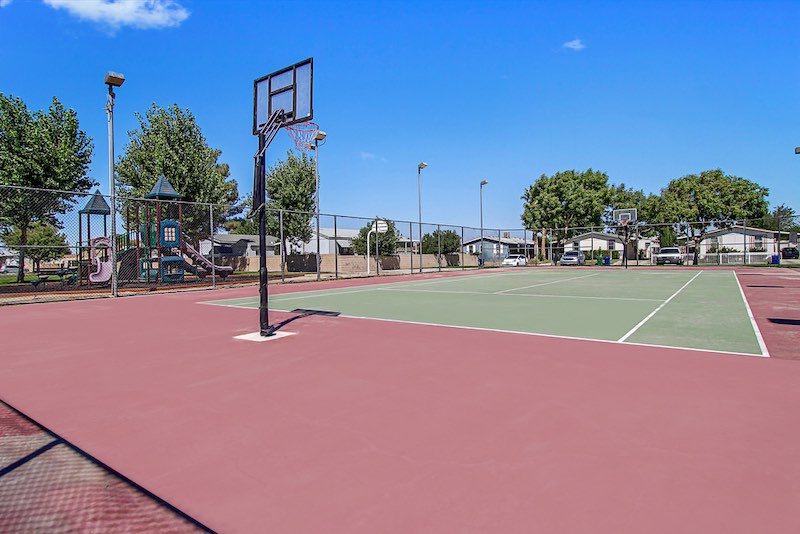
[0,0,13,7]
[359,151,388,163]
[43,0,189,30]
[562,38,586,51]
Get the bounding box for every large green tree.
[521,169,610,232]
[659,169,768,264]
[521,168,610,254]
[2,222,69,271]
[116,104,239,240]
[0,94,94,281]
[421,229,461,254]
[351,219,399,255]
[761,204,799,233]
[263,151,316,253]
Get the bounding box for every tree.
[351,219,399,256]
[223,194,259,235]
[761,204,799,232]
[0,94,94,281]
[2,223,69,271]
[521,169,611,255]
[116,104,240,241]
[421,229,461,254]
[261,151,316,254]
[658,169,768,264]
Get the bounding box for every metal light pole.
[104,71,125,297]
[312,130,326,281]
[480,179,488,267]
[417,162,428,273]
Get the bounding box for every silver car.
[559,251,585,265]
[656,247,684,265]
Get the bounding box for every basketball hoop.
[286,121,319,152]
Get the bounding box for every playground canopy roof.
[79,190,111,215]
[146,176,182,200]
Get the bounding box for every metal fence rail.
[1,184,797,304]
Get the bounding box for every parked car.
[656,247,684,265]
[502,254,528,267]
[0,263,20,275]
[559,251,585,266]
[781,247,799,259]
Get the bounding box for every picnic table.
[31,267,78,289]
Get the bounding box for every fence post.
[498,229,501,265]
[409,221,414,275]
[279,209,285,283]
[743,218,748,265]
[461,226,465,270]
[333,214,339,279]
[523,229,527,262]
[437,224,442,272]
[209,203,216,289]
[375,224,380,276]
[316,210,321,282]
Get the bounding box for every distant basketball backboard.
[253,57,313,134]
[613,208,637,225]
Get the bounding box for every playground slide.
[89,237,113,284]
[181,238,233,278]
[89,257,113,283]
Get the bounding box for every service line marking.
[377,287,661,302]
[617,270,703,342]
[494,272,600,294]
[733,271,770,357]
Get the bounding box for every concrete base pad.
[233,331,296,342]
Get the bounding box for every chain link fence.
[540,218,800,266]
[2,184,797,304]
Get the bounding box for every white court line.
[203,269,561,306]
[494,272,600,294]
[262,305,764,358]
[733,271,770,357]
[377,287,662,302]
[617,270,703,342]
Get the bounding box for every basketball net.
[285,122,319,152]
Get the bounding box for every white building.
[566,231,659,259]
[678,225,792,260]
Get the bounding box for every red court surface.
[1,268,800,532]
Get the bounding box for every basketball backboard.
[613,208,637,225]
[253,57,313,134]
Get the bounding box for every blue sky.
[1,0,798,229]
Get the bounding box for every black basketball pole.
[256,132,272,336]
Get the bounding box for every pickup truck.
[655,247,684,265]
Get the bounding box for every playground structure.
[76,178,232,288]
[120,176,233,285]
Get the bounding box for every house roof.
[462,236,527,246]
[676,225,790,240]
[79,190,111,215]
[212,234,278,246]
[145,176,182,200]
[0,247,13,258]
[316,228,360,240]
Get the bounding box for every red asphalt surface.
[1,268,799,532]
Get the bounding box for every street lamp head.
[418,161,428,170]
[795,147,800,154]
[314,130,327,141]
[480,179,489,186]
[104,71,125,87]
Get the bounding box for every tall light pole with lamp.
[311,130,327,281]
[104,71,124,297]
[480,179,489,266]
[417,162,428,273]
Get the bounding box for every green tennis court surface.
[206,269,767,356]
